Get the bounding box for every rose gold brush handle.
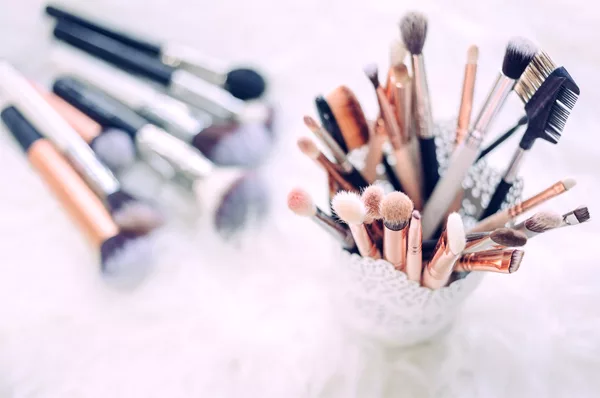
[383,228,408,270]
[392,146,422,210]
[349,224,381,259]
[362,120,387,182]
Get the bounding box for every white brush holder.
[331,121,523,347]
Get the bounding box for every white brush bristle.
[467,45,479,64]
[297,137,320,159]
[389,39,408,67]
[562,178,577,190]
[332,191,366,225]
[447,213,466,254]
[91,128,136,171]
[287,188,316,217]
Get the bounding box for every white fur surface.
[0,0,599,397]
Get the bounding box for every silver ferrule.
[137,98,213,143]
[472,74,515,136]
[169,69,245,121]
[562,212,579,226]
[503,148,527,183]
[411,55,435,139]
[160,42,227,85]
[314,208,355,249]
[64,141,120,197]
[135,124,214,190]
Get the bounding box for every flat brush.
[332,191,381,259]
[513,211,562,238]
[560,206,590,227]
[421,37,538,238]
[364,63,422,209]
[46,4,266,100]
[400,11,439,199]
[454,249,524,274]
[297,137,357,193]
[422,213,466,289]
[463,227,527,254]
[1,106,152,284]
[303,116,370,189]
[287,188,356,251]
[315,96,347,153]
[406,210,423,282]
[472,178,576,233]
[381,191,414,270]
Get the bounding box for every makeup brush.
[477,116,528,161]
[405,210,423,282]
[297,137,357,193]
[454,249,524,274]
[471,178,576,233]
[33,84,135,172]
[1,106,152,283]
[364,63,422,209]
[422,213,466,289]
[513,211,562,238]
[389,64,412,142]
[46,4,266,100]
[381,191,414,270]
[463,227,527,254]
[315,95,347,153]
[455,45,479,147]
[400,11,439,199]
[560,206,590,227]
[326,86,371,151]
[52,20,269,122]
[288,188,356,250]
[421,37,538,238]
[361,184,385,241]
[0,62,163,235]
[332,191,381,259]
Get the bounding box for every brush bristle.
[502,37,538,79]
[399,11,428,55]
[393,64,410,83]
[332,191,366,225]
[363,63,380,88]
[303,115,320,133]
[490,228,528,247]
[297,137,320,159]
[287,188,316,217]
[562,178,577,190]
[101,233,154,288]
[224,68,266,100]
[573,206,590,223]
[361,185,384,222]
[509,250,525,273]
[412,210,421,220]
[107,191,165,235]
[390,38,408,67]
[467,45,479,64]
[91,128,136,172]
[447,213,466,254]
[525,211,562,233]
[380,191,413,230]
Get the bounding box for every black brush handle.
[382,155,402,191]
[1,106,44,151]
[53,21,174,86]
[422,239,436,260]
[477,115,528,162]
[419,136,440,199]
[480,179,512,219]
[345,168,370,191]
[46,5,162,56]
[315,96,347,153]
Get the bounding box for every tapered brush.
[0,62,163,236]
[463,227,527,254]
[560,206,590,227]
[406,210,423,282]
[422,213,466,289]
[400,11,439,199]
[297,137,357,193]
[315,96,347,153]
[288,188,355,251]
[361,184,385,244]
[364,63,422,209]
[513,211,562,238]
[381,191,414,271]
[332,191,381,258]
[46,4,266,100]
[326,86,371,151]
[421,37,538,238]
[1,106,153,285]
[454,249,524,274]
[471,177,576,233]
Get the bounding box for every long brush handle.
[469,211,511,233]
[476,116,528,162]
[349,224,381,259]
[393,146,422,210]
[480,179,512,219]
[419,136,440,199]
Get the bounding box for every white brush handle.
[421,143,479,239]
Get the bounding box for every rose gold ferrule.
[508,181,566,218]
[383,226,408,270]
[454,249,514,273]
[455,63,477,146]
[32,84,102,144]
[349,224,381,259]
[28,140,119,247]
[405,215,423,282]
[423,231,461,289]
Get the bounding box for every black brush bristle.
[224,68,266,100]
[502,37,538,79]
[573,206,590,223]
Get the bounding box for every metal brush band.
[472,74,514,138]
[169,69,244,121]
[135,124,214,189]
[160,42,227,85]
[411,55,435,139]
[64,142,121,197]
[562,212,578,226]
[137,100,212,143]
[514,51,557,104]
[503,148,527,183]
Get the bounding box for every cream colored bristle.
[562,178,576,190]
[447,213,466,254]
[467,45,479,64]
[297,137,320,159]
[332,191,366,225]
[380,191,413,230]
[390,38,408,68]
[361,185,384,222]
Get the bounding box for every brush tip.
[562,178,577,190]
[287,188,316,217]
[361,185,385,222]
[297,136,320,159]
[509,250,525,273]
[399,11,428,54]
[490,228,528,247]
[573,206,590,223]
[525,211,562,233]
[502,37,538,79]
[363,63,379,87]
[447,213,466,254]
[332,191,366,225]
[467,45,479,64]
[412,210,421,220]
[390,38,408,67]
[380,191,413,230]
[91,128,136,172]
[303,115,319,131]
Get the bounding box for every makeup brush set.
[0,5,274,282]
[289,11,590,295]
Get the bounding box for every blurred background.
[0,0,598,397]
